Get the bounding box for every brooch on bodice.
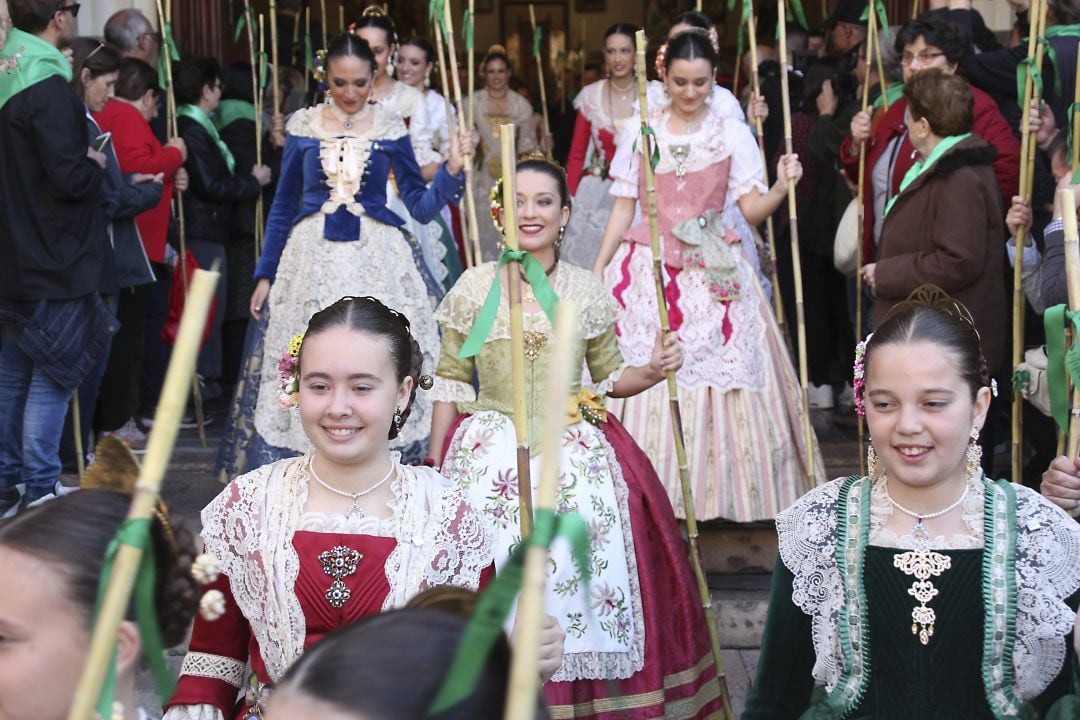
[319,545,362,609]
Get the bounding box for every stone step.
[699,521,778,575]
[709,572,772,650]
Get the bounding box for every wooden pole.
[912,0,920,18]
[434,20,474,268]
[72,392,85,482]
[1011,0,1045,483]
[155,0,207,448]
[66,268,219,720]
[246,2,264,260]
[1074,49,1080,168]
[855,0,875,475]
[500,126,534,537]
[320,0,328,52]
[467,0,476,130]
[747,10,785,333]
[869,8,890,111]
[634,30,734,719]
[528,5,552,140]
[269,4,282,117]
[442,0,484,265]
[777,0,815,477]
[502,303,578,720]
[1062,192,1080,459]
[292,0,303,67]
[339,0,345,33]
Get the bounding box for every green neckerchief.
[872,81,904,111]
[177,104,236,174]
[883,132,971,217]
[1019,25,1080,99]
[0,28,72,112]
[1043,304,1080,433]
[214,99,256,130]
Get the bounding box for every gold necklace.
[608,76,634,95]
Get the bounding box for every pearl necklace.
[884,481,969,525]
[327,101,369,130]
[309,455,396,516]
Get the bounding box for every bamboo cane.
[433,20,473,268]
[270,4,282,118]
[66,268,219,720]
[912,0,919,18]
[339,1,345,33]
[502,303,577,720]
[500,127,535,537]
[1011,0,1045,483]
[467,0,475,130]
[292,1,303,66]
[155,0,208,448]
[854,0,876,475]
[442,0,484,265]
[777,1,815,477]
[634,29,733,719]
[72,392,85,482]
[869,7,890,111]
[1062,193,1080,459]
[257,13,268,260]
[747,10,785,332]
[244,1,264,260]
[320,0,328,51]
[528,5,552,140]
[1074,49,1080,168]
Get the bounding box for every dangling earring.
[867,442,879,479]
[965,425,982,476]
[556,225,566,248]
[393,408,404,431]
[425,68,432,88]
[387,51,397,78]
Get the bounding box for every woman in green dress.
[744,287,1080,719]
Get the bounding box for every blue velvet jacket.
[255,106,464,280]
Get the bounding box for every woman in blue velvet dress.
[217,33,469,478]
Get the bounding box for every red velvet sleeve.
[112,113,184,177]
[566,111,592,196]
[164,572,252,716]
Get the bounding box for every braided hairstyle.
[0,490,198,648]
[299,296,426,440]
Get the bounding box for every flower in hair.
[278,332,305,409]
[853,332,873,418]
[655,42,668,78]
[313,49,328,92]
[489,176,505,233]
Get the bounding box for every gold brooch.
[522,329,548,362]
[319,545,362,609]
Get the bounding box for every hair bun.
[362,4,387,17]
[487,44,507,56]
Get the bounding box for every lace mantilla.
[197,455,493,681]
[285,103,408,144]
[430,375,477,404]
[435,262,617,340]
[869,474,984,549]
[179,652,245,688]
[776,476,1080,711]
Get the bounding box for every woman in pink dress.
[594,31,825,523]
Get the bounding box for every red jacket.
[566,110,617,196]
[839,84,1018,263]
[94,99,183,263]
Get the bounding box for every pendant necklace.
[328,101,368,131]
[884,479,969,645]
[309,455,395,516]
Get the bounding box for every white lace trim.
[590,361,628,397]
[430,376,477,404]
[199,456,493,681]
[643,80,747,125]
[179,652,245,689]
[162,705,223,720]
[776,477,1080,702]
[868,474,984,549]
[435,262,617,341]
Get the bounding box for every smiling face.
[298,326,412,469]
[483,57,510,93]
[356,26,393,80]
[498,168,570,257]
[326,54,374,114]
[83,69,118,113]
[664,57,713,116]
[864,340,990,490]
[395,44,430,89]
[0,547,90,720]
[604,32,635,80]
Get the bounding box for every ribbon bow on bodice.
[319,137,370,217]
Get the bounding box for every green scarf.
[0,28,73,112]
[872,81,904,111]
[177,104,236,174]
[883,132,971,217]
[214,99,256,130]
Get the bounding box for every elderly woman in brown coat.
[861,69,1005,376]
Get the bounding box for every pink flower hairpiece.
[853,332,873,418]
[278,332,305,410]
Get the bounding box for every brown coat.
[873,135,1007,374]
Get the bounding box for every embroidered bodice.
[574,80,628,164]
[465,89,538,178]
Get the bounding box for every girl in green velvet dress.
[744,288,1080,719]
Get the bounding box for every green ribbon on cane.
[633,126,661,172]
[234,5,253,42]
[1044,304,1080,432]
[532,25,543,58]
[859,0,891,43]
[257,49,270,90]
[304,32,314,76]
[92,519,175,719]
[156,22,181,93]
[1067,100,1079,175]
[463,9,475,51]
[1016,53,1044,113]
[429,0,447,33]
[780,0,809,32]
[1032,25,1080,99]
[426,509,591,715]
[458,249,558,359]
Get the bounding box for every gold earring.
[867,442,879,479]
[965,425,982,476]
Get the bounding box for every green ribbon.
[427,508,591,715]
[0,28,73,113]
[430,0,447,34]
[1067,100,1078,170]
[177,104,238,174]
[257,49,270,90]
[1016,53,1044,112]
[156,22,181,94]
[786,0,809,31]
[463,9,475,52]
[457,249,558,359]
[1045,304,1080,432]
[884,132,971,217]
[872,80,904,110]
[1013,367,1032,393]
[92,519,175,718]
[234,6,252,43]
[533,25,543,58]
[304,32,314,75]
[859,0,891,44]
[214,98,256,129]
[1033,25,1080,99]
[633,126,661,172]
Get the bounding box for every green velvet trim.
[981,478,1026,718]
[826,475,872,714]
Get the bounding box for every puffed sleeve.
[608,122,640,199]
[407,93,443,168]
[725,119,769,202]
[432,285,479,403]
[585,325,627,396]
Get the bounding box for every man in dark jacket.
[0,0,116,513]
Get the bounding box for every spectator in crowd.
[104,8,165,141]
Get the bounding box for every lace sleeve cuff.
[413,144,444,168]
[162,705,226,720]
[592,362,629,397]
[431,376,476,403]
[180,651,246,688]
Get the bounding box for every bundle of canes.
[154,0,208,448]
[528,4,552,141]
[503,303,578,720]
[66,267,220,720]
[1011,0,1048,483]
[239,0,265,259]
[776,2,815,476]
[747,7,786,334]
[853,0,878,474]
[1061,192,1080,464]
[431,18,474,268]
[634,29,734,719]
[500,127,535,535]
[438,0,484,266]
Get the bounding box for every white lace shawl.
[643,79,747,125]
[776,476,1080,712]
[198,455,494,682]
